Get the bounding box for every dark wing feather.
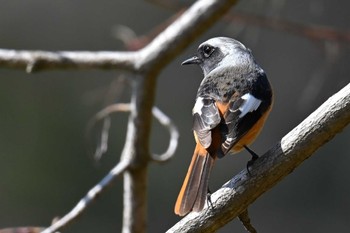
[220,93,266,156]
[192,97,221,148]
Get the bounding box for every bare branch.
[167,83,350,232]
[0,227,45,233]
[0,50,138,72]
[41,159,130,233]
[0,0,238,73]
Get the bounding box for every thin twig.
[89,103,179,163]
[238,209,257,233]
[86,103,131,160]
[93,116,111,160]
[150,106,179,163]
[94,103,132,119]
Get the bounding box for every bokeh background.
[0,0,349,232]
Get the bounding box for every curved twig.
[150,106,179,163]
[89,103,179,163]
[94,103,132,119]
[86,103,131,160]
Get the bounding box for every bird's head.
[182,37,254,76]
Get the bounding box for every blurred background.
[0,0,349,232]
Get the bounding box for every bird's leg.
[206,188,214,209]
[244,145,259,175]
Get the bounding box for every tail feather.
[174,145,215,216]
[192,153,214,212]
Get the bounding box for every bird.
[174,37,273,216]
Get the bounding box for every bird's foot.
[244,145,259,175]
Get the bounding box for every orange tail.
[174,144,215,216]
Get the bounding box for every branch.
[0,50,138,73]
[167,83,350,232]
[0,0,238,73]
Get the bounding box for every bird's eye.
[202,45,214,58]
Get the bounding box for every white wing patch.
[239,93,262,118]
[192,97,204,115]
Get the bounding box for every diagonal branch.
[167,83,350,232]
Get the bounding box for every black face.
[197,43,224,76]
[182,41,225,76]
[182,44,219,66]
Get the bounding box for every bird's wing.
[192,96,221,149]
[220,92,264,156]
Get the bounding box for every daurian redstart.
[174,37,273,216]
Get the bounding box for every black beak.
[181,56,201,65]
